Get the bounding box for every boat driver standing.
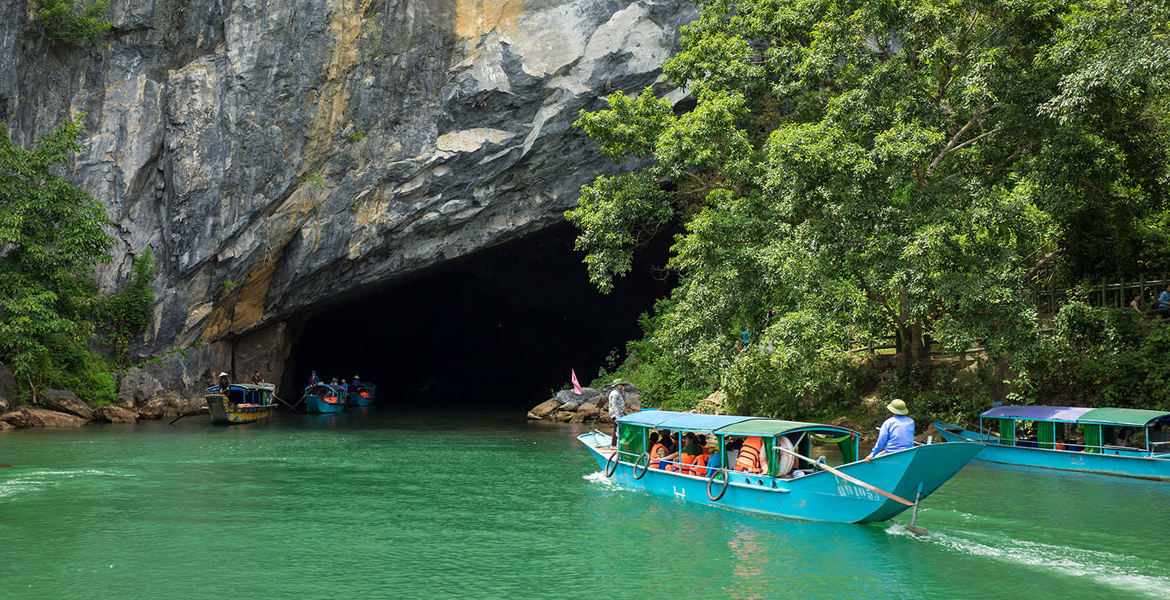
[865,399,915,462]
[217,372,231,393]
[608,380,627,448]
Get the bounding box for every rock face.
[2,0,699,401]
[93,405,140,423]
[0,364,14,412]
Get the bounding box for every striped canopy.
[618,410,858,436]
[981,406,1170,427]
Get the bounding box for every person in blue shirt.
[308,370,320,386]
[865,399,915,462]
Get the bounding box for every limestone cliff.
[1,0,696,403]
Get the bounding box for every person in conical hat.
[865,399,914,462]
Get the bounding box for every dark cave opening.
[287,222,675,412]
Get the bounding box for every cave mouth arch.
[286,222,675,412]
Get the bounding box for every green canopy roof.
[714,419,856,437]
[1078,408,1170,427]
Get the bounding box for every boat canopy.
[618,411,760,431]
[617,410,858,437]
[715,419,856,437]
[981,406,1170,427]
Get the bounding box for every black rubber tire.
[633,453,650,479]
[707,468,730,501]
[604,451,619,477]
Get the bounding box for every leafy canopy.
[0,116,116,401]
[569,0,1170,415]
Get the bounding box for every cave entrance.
[287,222,674,412]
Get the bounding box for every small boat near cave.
[205,383,277,424]
[347,382,376,407]
[304,383,346,414]
[935,405,1170,480]
[579,410,980,525]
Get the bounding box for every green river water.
[1,410,1168,599]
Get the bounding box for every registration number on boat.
[836,481,880,501]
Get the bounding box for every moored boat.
[304,383,346,414]
[935,406,1170,480]
[579,410,980,524]
[205,383,277,424]
[347,382,376,407]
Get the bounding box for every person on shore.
[866,399,915,462]
[608,380,627,448]
[1152,284,1170,320]
[217,372,231,393]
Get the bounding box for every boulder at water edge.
[0,408,89,428]
[41,389,95,420]
[93,405,140,423]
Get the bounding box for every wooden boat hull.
[206,395,274,424]
[305,394,345,414]
[578,432,980,524]
[936,422,1170,480]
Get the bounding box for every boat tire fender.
[633,453,650,479]
[604,452,619,477]
[707,468,730,501]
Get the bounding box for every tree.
[33,0,112,45]
[568,0,1169,414]
[0,116,115,401]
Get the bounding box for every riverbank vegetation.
[0,117,155,405]
[572,0,1170,424]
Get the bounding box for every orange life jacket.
[360,392,370,398]
[681,453,698,476]
[692,453,710,477]
[649,444,668,469]
[735,436,765,474]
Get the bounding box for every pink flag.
[571,369,582,395]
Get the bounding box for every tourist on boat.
[607,380,627,448]
[309,370,320,386]
[735,436,769,473]
[865,399,915,462]
[679,433,705,475]
[725,439,742,467]
[649,444,670,470]
[217,372,231,393]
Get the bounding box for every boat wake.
[887,523,1170,597]
[0,469,132,499]
[583,471,619,487]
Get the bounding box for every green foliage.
[569,0,1170,414]
[34,0,112,45]
[1012,304,1170,411]
[0,116,115,402]
[100,247,157,363]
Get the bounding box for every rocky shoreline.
[0,363,210,430]
[526,382,642,424]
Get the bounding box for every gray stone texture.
[2,0,698,402]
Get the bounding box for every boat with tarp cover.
[303,383,346,414]
[936,406,1170,480]
[579,410,980,524]
[205,383,276,424]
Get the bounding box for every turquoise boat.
[347,382,376,407]
[579,410,980,525]
[205,383,276,424]
[303,383,346,414]
[936,406,1170,480]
